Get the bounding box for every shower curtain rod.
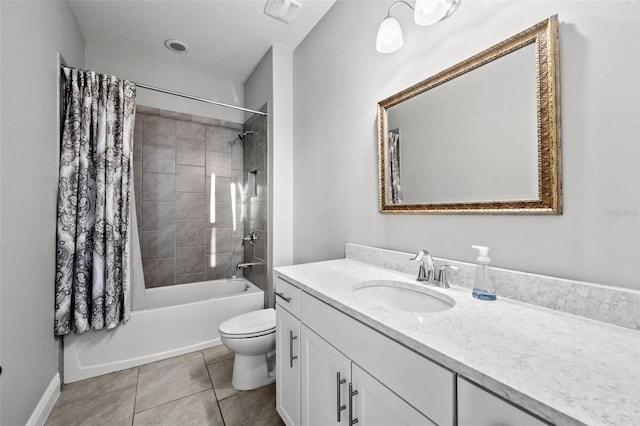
[60,65,267,116]
[135,83,267,116]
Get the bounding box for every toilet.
[219,308,276,390]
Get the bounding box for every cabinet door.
[276,306,301,426]
[301,325,352,425]
[457,377,548,426]
[351,363,436,426]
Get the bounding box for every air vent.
[164,39,189,53]
[264,0,302,24]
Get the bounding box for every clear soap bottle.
[471,245,496,301]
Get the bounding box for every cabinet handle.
[336,372,347,422]
[289,330,298,368]
[349,383,359,425]
[276,291,292,303]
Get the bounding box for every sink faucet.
[411,250,455,288]
[411,250,436,283]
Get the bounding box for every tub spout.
[236,262,264,270]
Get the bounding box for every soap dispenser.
[471,245,496,301]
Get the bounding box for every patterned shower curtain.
[54,66,136,335]
[388,129,403,204]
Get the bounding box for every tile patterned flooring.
[46,346,283,426]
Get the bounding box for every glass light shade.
[414,0,450,26]
[376,16,403,53]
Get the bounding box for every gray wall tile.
[176,192,206,220]
[256,171,266,202]
[231,143,244,171]
[255,142,266,173]
[143,259,176,288]
[206,228,233,255]
[143,115,176,146]
[176,220,206,247]
[211,177,232,204]
[135,108,248,289]
[176,273,206,285]
[176,246,205,275]
[255,231,266,260]
[192,116,220,127]
[176,121,205,140]
[143,145,175,173]
[142,173,175,201]
[176,165,205,193]
[206,126,234,153]
[142,201,176,231]
[255,202,266,231]
[206,151,232,178]
[205,253,232,280]
[210,203,233,229]
[141,230,175,259]
[177,137,205,152]
[176,148,205,167]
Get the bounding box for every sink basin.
[353,280,454,313]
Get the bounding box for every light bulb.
[414,0,450,26]
[376,16,403,53]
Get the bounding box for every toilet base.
[231,353,276,391]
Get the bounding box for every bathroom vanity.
[274,245,640,426]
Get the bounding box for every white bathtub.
[63,277,263,383]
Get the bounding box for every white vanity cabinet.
[351,363,436,426]
[457,377,548,426]
[275,276,302,426]
[275,272,454,426]
[300,325,351,425]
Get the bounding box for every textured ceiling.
[69,0,336,82]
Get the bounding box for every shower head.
[238,130,258,141]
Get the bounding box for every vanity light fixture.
[376,0,462,53]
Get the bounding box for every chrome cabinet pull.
[289,330,298,368]
[336,372,347,422]
[349,383,359,425]
[275,291,292,303]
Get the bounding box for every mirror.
[378,16,561,214]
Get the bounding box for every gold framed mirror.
[378,16,561,214]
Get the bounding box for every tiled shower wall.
[133,106,245,288]
[242,111,269,301]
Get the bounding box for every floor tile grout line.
[204,350,228,426]
[132,367,140,426]
[134,351,213,415]
[132,387,216,418]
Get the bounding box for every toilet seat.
[219,308,276,338]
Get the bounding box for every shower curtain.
[54,66,136,335]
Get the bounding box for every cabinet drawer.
[457,377,549,426]
[274,273,301,318]
[302,292,455,426]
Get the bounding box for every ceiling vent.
[264,0,302,24]
[164,39,189,53]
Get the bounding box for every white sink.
[353,280,454,313]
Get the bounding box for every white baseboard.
[26,373,60,426]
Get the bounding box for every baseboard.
[26,372,60,426]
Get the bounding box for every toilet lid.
[219,308,276,336]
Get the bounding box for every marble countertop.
[274,258,640,426]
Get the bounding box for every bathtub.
[63,277,263,383]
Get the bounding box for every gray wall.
[292,1,639,290]
[0,1,85,424]
[133,107,245,288]
[244,47,295,308]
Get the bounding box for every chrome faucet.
[411,250,436,283]
[411,250,456,288]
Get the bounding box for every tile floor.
[46,346,284,426]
